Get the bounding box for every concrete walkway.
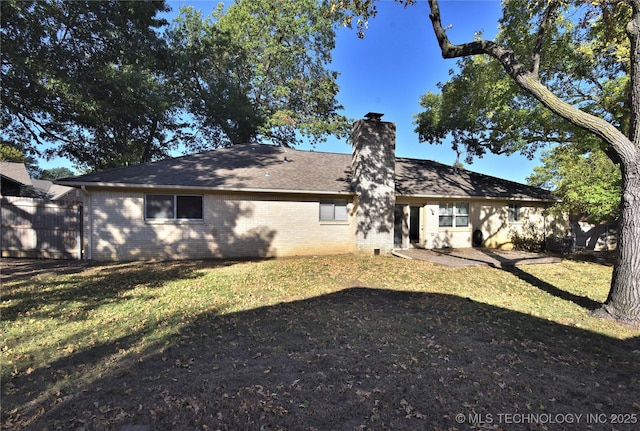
[392,248,562,268]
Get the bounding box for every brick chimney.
[351,113,396,254]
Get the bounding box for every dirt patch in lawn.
[3,280,639,430]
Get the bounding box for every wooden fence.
[1,197,82,259]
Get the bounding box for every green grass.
[2,255,639,430]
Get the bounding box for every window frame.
[438,202,470,228]
[145,194,204,221]
[319,200,348,222]
[508,203,521,223]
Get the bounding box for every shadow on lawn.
[0,260,224,322]
[4,286,639,431]
[478,249,603,311]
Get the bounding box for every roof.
[58,143,557,202]
[395,157,556,201]
[31,179,76,200]
[0,162,32,187]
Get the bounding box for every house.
[1,162,32,196]
[1,161,79,200]
[30,178,80,202]
[57,114,564,261]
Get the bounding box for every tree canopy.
[1,0,350,171]
[0,0,182,171]
[527,145,622,223]
[414,0,630,165]
[167,0,349,150]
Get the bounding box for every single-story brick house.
[58,114,564,261]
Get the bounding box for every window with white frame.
[508,204,521,222]
[439,202,469,228]
[145,194,203,220]
[319,200,348,221]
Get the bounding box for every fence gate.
[1,197,82,259]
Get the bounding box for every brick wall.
[350,116,396,254]
[85,189,354,261]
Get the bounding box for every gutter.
[395,193,560,204]
[58,181,557,203]
[57,181,356,197]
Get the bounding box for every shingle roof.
[58,144,353,194]
[58,143,557,202]
[0,162,32,186]
[31,179,75,200]
[395,157,556,201]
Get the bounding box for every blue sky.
[41,0,543,185]
[306,0,543,183]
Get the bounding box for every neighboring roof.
[0,161,32,187]
[58,143,557,202]
[31,179,75,200]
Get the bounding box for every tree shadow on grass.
[4,287,639,431]
[478,249,603,311]
[0,259,237,322]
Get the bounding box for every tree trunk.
[427,0,640,326]
[592,155,640,326]
[594,0,640,326]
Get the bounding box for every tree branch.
[531,1,560,78]
[427,0,635,165]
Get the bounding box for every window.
[508,204,521,222]
[319,200,348,221]
[145,194,203,220]
[439,202,469,228]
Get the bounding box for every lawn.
[1,254,639,430]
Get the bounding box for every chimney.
[351,113,396,254]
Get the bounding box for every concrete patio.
[392,248,562,268]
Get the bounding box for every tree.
[527,146,622,223]
[1,0,186,171]
[167,0,350,149]
[339,0,640,325]
[37,167,76,181]
[423,0,639,326]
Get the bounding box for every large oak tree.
[0,0,183,171]
[2,0,350,170]
[424,0,640,326]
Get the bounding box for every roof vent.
[364,112,384,122]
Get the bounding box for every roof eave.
[396,192,559,203]
[56,181,355,197]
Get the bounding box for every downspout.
[543,203,548,239]
[81,186,92,260]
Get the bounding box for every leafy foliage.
[1,0,350,169]
[509,220,546,252]
[0,0,184,171]
[37,167,76,180]
[527,146,622,223]
[414,0,628,163]
[167,0,350,149]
